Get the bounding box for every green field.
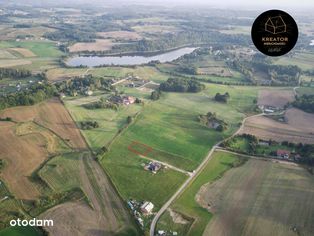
[65,96,143,151]
[39,153,82,192]
[0,226,43,236]
[0,41,63,58]
[0,41,63,71]
[0,181,24,230]
[157,152,246,235]
[94,83,257,213]
[274,51,314,71]
[296,86,314,96]
[156,56,248,84]
[101,136,187,209]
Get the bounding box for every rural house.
[144,162,162,174]
[277,149,290,159]
[140,201,154,214]
[109,95,136,105]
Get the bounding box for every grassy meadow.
[157,152,246,236]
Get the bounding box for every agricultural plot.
[157,152,245,236]
[0,41,63,72]
[198,158,314,236]
[0,98,88,150]
[46,68,88,82]
[0,26,55,41]
[257,88,295,108]
[157,60,246,84]
[101,136,188,209]
[0,49,17,59]
[65,98,143,151]
[296,87,314,96]
[219,26,251,35]
[40,153,138,236]
[8,48,36,58]
[97,31,142,40]
[0,41,63,58]
[274,51,314,71]
[0,121,49,199]
[100,84,257,213]
[197,66,233,77]
[38,153,82,192]
[240,108,314,144]
[69,39,116,52]
[0,59,32,68]
[132,25,177,34]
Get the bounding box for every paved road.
[149,112,264,236]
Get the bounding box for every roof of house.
[277,149,291,156]
[141,201,154,212]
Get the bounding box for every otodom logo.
[251,10,298,57]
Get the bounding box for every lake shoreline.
[66,47,198,67]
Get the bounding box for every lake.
[66,47,197,67]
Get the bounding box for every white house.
[140,201,154,214]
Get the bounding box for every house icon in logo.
[265,16,286,34]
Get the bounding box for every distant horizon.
[2,0,314,11]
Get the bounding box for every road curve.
[149,112,264,236]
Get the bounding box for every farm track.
[139,154,191,176]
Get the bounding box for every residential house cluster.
[127,199,154,228]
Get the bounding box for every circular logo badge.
[251,10,298,57]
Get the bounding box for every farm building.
[265,16,286,34]
[277,149,290,159]
[144,162,162,174]
[140,201,154,214]
[85,90,93,96]
[109,95,136,105]
[123,96,136,105]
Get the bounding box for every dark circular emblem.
[251,9,298,57]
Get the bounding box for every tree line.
[159,77,205,93]
[293,94,314,113]
[0,68,32,80]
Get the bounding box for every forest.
[293,94,314,113]
[0,83,57,110]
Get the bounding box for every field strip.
[215,148,299,167]
[139,154,191,176]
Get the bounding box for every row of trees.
[0,68,32,79]
[0,83,57,110]
[293,94,314,113]
[79,121,100,130]
[84,97,119,111]
[160,78,205,93]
